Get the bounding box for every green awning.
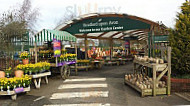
[32,29,76,43]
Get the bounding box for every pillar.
[34,42,37,63]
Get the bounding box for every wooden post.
[153,65,156,96]
[110,39,113,60]
[84,37,88,59]
[167,46,171,95]
[161,43,164,59]
[151,29,155,57]
[148,32,151,57]
[34,42,37,63]
[75,43,78,75]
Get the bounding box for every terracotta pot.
[0,71,5,78]
[22,59,29,65]
[15,70,24,77]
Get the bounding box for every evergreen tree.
[169,1,190,75]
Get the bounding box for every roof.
[30,29,76,45]
[55,13,168,41]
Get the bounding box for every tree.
[55,13,76,27]
[0,0,39,53]
[169,1,190,76]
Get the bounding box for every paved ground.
[0,62,190,106]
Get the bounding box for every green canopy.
[32,29,76,43]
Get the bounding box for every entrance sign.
[64,17,150,34]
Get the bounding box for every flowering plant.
[5,67,12,74]
[59,54,77,62]
[20,52,29,59]
[16,62,50,74]
[77,60,90,63]
[61,49,67,54]
[0,75,32,90]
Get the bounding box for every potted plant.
[0,70,5,78]
[15,64,24,77]
[20,52,30,65]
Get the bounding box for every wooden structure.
[30,29,77,79]
[29,71,51,89]
[90,60,104,69]
[125,47,171,97]
[0,86,30,100]
[104,60,117,66]
[70,63,91,75]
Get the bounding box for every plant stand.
[104,60,117,66]
[70,63,91,75]
[30,71,51,89]
[115,58,127,65]
[124,59,171,97]
[0,86,30,100]
[90,60,104,69]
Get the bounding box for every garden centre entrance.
[54,13,172,97]
[55,13,169,59]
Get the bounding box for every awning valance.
[32,29,76,43]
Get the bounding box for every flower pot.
[22,59,29,65]
[15,70,24,77]
[0,71,5,78]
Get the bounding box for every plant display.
[5,67,12,77]
[77,60,90,66]
[59,54,77,62]
[39,50,53,58]
[61,49,67,54]
[0,75,32,91]
[16,62,50,74]
[19,52,30,59]
[77,60,90,63]
[169,1,190,76]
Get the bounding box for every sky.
[0,0,185,32]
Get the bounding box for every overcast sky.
[0,0,185,31]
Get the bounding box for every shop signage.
[64,17,150,34]
[79,19,123,33]
[53,39,61,57]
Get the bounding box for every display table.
[114,58,128,65]
[90,60,104,69]
[125,59,171,97]
[70,64,91,75]
[29,71,51,89]
[0,86,30,100]
[104,60,117,66]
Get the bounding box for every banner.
[53,39,61,57]
[125,40,130,48]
